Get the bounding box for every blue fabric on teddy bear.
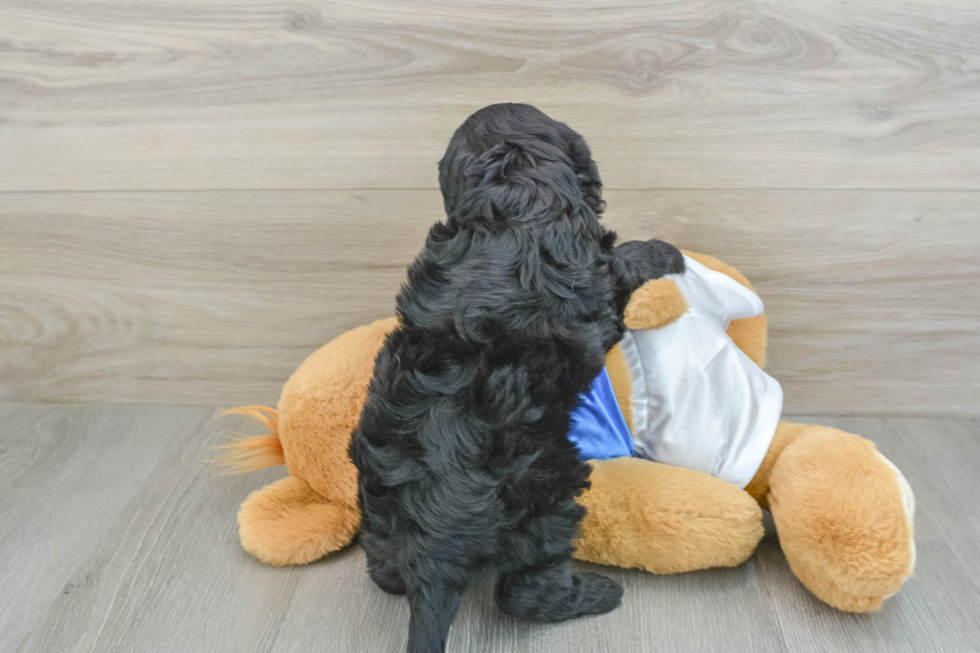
[568,367,635,460]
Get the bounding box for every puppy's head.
[438,104,605,227]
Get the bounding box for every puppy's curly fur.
[349,104,683,653]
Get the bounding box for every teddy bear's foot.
[574,457,764,573]
[768,424,915,612]
[238,475,361,566]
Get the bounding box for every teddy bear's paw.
[873,450,916,585]
[623,278,689,331]
[780,547,893,613]
[238,475,361,566]
[769,427,915,612]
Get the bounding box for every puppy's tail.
[407,583,464,653]
[211,405,285,474]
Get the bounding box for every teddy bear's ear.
[624,278,689,330]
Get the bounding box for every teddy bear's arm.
[619,249,767,366]
[620,248,772,338]
[660,250,767,368]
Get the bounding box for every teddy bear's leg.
[574,457,764,573]
[277,318,398,509]
[238,475,361,566]
[764,421,915,612]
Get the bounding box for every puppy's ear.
[438,144,468,216]
[612,239,685,293]
[566,136,605,215]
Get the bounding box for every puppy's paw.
[367,559,408,595]
[573,573,623,617]
[370,570,407,595]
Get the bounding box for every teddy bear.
[217,250,915,613]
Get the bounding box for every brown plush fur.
[221,317,397,565]
[744,421,915,610]
[622,278,689,331]
[574,457,763,573]
[766,424,915,612]
[604,345,633,434]
[239,475,361,566]
[277,317,396,506]
[213,406,285,473]
[744,421,805,511]
[218,252,913,613]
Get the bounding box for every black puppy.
[349,103,682,653]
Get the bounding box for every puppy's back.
[351,103,624,653]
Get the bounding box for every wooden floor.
[0,403,977,653]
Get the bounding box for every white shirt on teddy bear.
[620,255,783,488]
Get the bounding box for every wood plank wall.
[1,0,978,414]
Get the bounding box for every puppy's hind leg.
[367,552,407,596]
[494,557,622,622]
[360,530,408,595]
[495,483,623,622]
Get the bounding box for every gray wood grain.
[2,190,977,415]
[1,404,977,652]
[2,404,305,653]
[0,403,214,651]
[2,0,980,191]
